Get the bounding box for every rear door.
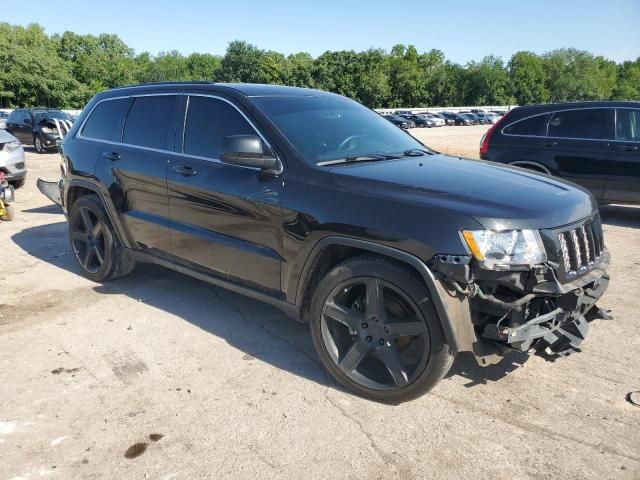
[538,108,613,199]
[7,110,31,144]
[93,94,180,253]
[168,94,284,292]
[604,108,640,203]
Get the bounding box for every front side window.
[547,109,609,140]
[123,95,176,149]
[253,95,425,164]
[82,98,131,142]
[503,114,549,136]
[183,96,255,159]
[615,109,640,142]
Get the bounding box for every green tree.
[508,51,549,105]
[284,52,315,87]
[612,58,640,100]
[388,45,426,107]
[216,40,265,83]
[463,55,513,106]
[186,52,221,81]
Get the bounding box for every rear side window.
[547,109,609,140]
[503,114,548,136]
[123,95,177,149]
[183,96,255,159]
[82,98,131,142]
[616,109,640,142]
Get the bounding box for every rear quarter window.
[502,114,549,136]
[81,98,131,142]
[615,109,640,142]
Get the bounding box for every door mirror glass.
[220,135,279,171]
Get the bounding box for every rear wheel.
[34,135,45,154]
[68,195,135,282]
[310,255,453,403]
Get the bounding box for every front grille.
[558,215,604,276]
[14,162,25,170]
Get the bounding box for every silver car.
[0,129,26,188]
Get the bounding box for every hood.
[0,129,18,143]
[330,154,597,230]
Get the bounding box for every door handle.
[544,141,558,147]
[102,151,121,161]
[612,144,638,152]
[172,165,198,176]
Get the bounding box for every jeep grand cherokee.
[55,82,610,403]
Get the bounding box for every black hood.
[330,154,597,230]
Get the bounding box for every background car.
[383,114,413,129]
[6,108,73,153]
[428,112,454,126]
[0,111,9,130]
[398,114,433,128]
[480,100,640,204]
[440,112,472,126]
[0,129,26,188]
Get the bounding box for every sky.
[3,0,640,63]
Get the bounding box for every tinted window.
[183,96,255,159]
[123,95,176,149]
[7,110,20,123]
[503,114,548,136]
[616,109,640,142]
[547,109,609,140]
[82,99,131,141]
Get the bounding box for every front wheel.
[310,255,454,403]
[68,195,136,282]
[34,135,45,154]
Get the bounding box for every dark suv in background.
[480,101,640,204]
[6,108,74,153]
[53,82,610,403]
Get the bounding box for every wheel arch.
[295,236,467,353]
[508,160,551,174]
[65,179,134,248]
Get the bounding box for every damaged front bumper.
[431,247,611,362]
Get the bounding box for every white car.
[0,130,26,188]
[423,114,446,127]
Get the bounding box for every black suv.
[56,83,610,403]
[6,108,74,153]
[480,101,640,204]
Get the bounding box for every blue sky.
[4,0,640,63]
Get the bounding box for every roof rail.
[109,81,216,91]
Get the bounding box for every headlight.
[3,140,21,153]
[462,229,547,270]
[41,126,57,135]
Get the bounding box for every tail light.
[479,111,512,156]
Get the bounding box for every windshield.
[253,95,425,165]
[33,110,72,122]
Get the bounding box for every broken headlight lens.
[462,229,547,270]
[40,126,57,135]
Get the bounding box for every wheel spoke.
[82,245,95,268]
[90,222,103,240]
[92,246,104,266]
[79,207,94,232]
[365,278,386,320]
[380,345,409,387]
[387,321,428,339]
[71,231,88,243]
[339,338,373,372]
[323,301,364,330]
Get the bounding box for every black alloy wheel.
[310,255,454,403]
[70,205,106,274]
[320,276,430,390]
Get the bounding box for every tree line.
[1,22,639,109]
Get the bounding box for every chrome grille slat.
[557,216,604,277]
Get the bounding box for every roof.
[517,100,640,112]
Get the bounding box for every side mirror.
[220,135,280,172]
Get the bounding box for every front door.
[168,94,284,292]
[604,108,640,203]
[539,108,613,200]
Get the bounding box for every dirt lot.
[1,128,639,479]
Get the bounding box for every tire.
[12,177,26,189]
[310,255,454,404]
[34,135,45,154]
[68,194,136,282]
[0,204,14,221]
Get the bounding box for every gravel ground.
[1,132,639,479]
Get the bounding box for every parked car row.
[383,109,508,128]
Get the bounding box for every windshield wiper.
[317,153,402,167]
[402,148,433,156]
